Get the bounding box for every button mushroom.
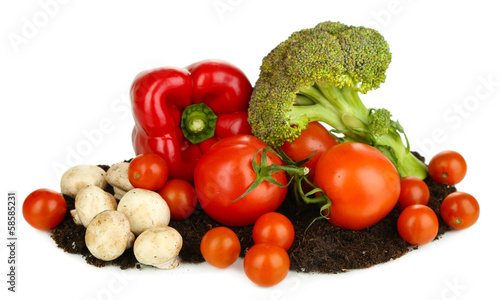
[60,165,108,198]
[85,210,135,261]
[70,186,117,227]
[105,162,134,200]
[134,226,182,269]
[117,188,170,235]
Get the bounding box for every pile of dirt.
[50,163,456,273]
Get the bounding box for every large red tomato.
[314,142,401,230]
[195,135,288,227]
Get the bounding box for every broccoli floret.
[248,21,427,179]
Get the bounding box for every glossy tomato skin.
[158,179,197,220]
[23,188,67,230]
[244,243,290,287]
[252,212,295,251]
[314,142,401,230]
[440,192,480,230]
[280,122,338,182]
[428,150,467,185]
[195,135,287,227]
[200,226,241,268]
[128,153,169,191]
[397,204,439,245]
[396,176,430,212]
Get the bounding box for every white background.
[1,0,499,299]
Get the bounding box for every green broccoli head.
[249,21,428,179]
[249,21,391,147]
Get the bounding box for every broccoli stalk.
[248,21,427,179]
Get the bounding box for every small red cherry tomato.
[396,176,430,212]
[244,243,290,287]
[280,122,338,182]
[252,212,295,251]
[23,188,67,230]
[397,204,439,246]
[200,227,241,268]
[428,150,467,185]
[440,192,480,230]
[158,179,197,220]
[128,153,169,191]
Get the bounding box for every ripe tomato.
[200,226,241,268]
[428,150,467,185]
[244,243,290,287]
[158,179,197,220]
[396,176,430,212]
[314,142,401,230]
[280,122,338,181]
[128,153,169,191]
[195,135,287,227]
[440,192,480,230]
[252,212,295,251]
[23,188,67,230]
[397,204,439,246]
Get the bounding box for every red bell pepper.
[131,59,253,183]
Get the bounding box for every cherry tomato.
[252,212,295,251]
[396,176,430,212]
[440,192,480,230]
[428,150,467,185]
[200,227,241,268]
[158,179,197,220]
[280,122,338,182]
[244,243,290,287]
[23,188,67,230]
[314,142,401,230]
[397,204,439,246]
[128,153,169,191]
[195,135,287,227]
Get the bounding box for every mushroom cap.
[134,226,183,269]
[74,185,117,227]
[105,162,134,194]
[85,210,134,261]
[61,165,107,198]
[117,188,170,235]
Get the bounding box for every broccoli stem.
[292,83,428,179]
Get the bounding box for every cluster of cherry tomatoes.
[200,212,294,287]
[396,150,480,246]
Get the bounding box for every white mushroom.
[105,162,134,200]
[60,165,107,198]
[85,210,135,261]
[134,226,182,269]
[117,188,170,235]
[71,186,117,227]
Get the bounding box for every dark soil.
[50,158,456,273]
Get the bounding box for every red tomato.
[253,212,295,251]
[396,176,430,212]
[440,192,480,230]
[128,153,169,191]
[23,188,67,230]
[200,227,241,268]
[397,204,439,246]
[195,135,287,227]
[280,122,338,181]
[244,243,290,287]
[313,142,401,230]
[158,179,197,220]
[428,150,467,185]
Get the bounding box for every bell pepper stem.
[180,103,218,144]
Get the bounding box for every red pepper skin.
[131,59,253,183]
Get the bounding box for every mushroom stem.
[154,256,180,270]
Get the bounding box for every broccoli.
[248,21,427,179]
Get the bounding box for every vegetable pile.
[23,21,480,288]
